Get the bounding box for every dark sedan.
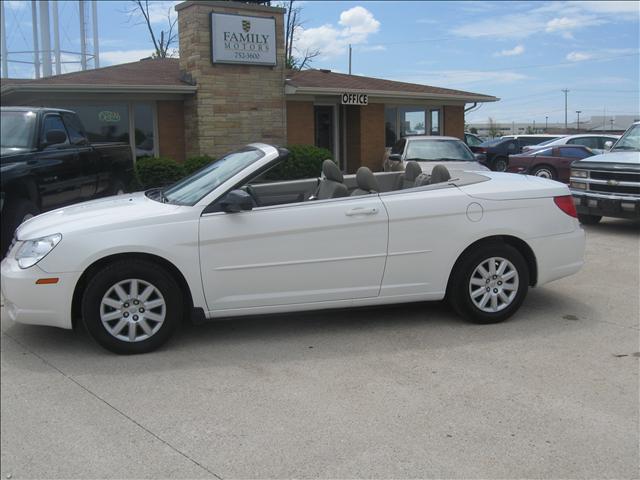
[507,145,596,183]
[475,135,562,171]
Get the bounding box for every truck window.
[41,115,69,145]
[62,112,88,145]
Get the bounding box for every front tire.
[577,213,602,225]
[81,259,183,354]
[448,242,529,324]
[493,157,508,172]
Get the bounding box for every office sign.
[341,93,368,105]
[211,13,276,66]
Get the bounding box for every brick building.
[0,1,497,172]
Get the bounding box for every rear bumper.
[528,227,585,286]
[571,190,640,219]
[1,257,78,329]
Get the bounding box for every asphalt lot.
[1,219,638,479]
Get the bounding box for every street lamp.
[576,111,582,131]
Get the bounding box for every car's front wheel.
[448,242,529,324]
[82,259,183,354]
[492,157,508,172]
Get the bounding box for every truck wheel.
[448,242,529,324]
[493,157,508,172]
[82,259,183,354]
[1,198,39,258]
[577,214,602,225]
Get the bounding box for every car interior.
[240,160,489,209]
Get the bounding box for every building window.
[68,104,130,143]
[384,107,397,147]
[400,106,426,137]
[134,104,155,159]
[430,109,441,135]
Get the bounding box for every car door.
[199,195,389,312]
[61,112,98,199]
[35,114,84,210]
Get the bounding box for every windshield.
[480,138,504,147]
[163,147,265,205]
[1,110,36,149]
[611,124,640,152]
[405,139,475,162]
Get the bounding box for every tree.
[487,117,500,138]
[126,1,178,58]
[470,127,478,134]
[282,0,320,70]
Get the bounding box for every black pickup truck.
[1,107,134,255]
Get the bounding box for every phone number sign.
[211,13,277,66]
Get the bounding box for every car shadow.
[583,218,640,235]
[2,286,593,375]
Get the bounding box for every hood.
[573,151,640,168]
[460,172,569,200]
[414,160,490,173]
[16,192,182,240]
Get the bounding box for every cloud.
[145,1,179,24]
[566,51,593,62]
[398,70,528,87]
[494,44,525,57]
[4,0,28,9]
[101,49,155,66]
[295,6,380,59]
[545,15,604,33]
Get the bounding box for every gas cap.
[466,202,483,222]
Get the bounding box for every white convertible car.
[1,144,585,354]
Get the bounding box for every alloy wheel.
[468,257,519,313]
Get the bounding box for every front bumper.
[1,257,78,329]
[571,190,640,220]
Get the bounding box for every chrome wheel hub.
[100,279,166,342]
[469,257,519,313]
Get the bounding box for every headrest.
[355,166,379,192]
[430,164,451,184]
[322,160,343,182]
[404,161,422,181]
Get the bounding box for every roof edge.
[175,1,285,14]
[1,83,197,95]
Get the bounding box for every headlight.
[571,169,588,178]
[570,181,587,190]
[15,233,62,269]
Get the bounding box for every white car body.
[2,144,585,344]
[522,134,620,153]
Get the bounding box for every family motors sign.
[341,93,369,105]
[211,13,276,66]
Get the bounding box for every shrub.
[135,156,185,188]
[266,144,333,181]
[184,155,216,175]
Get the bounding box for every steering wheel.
[243,184,260,207]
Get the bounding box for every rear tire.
[577,213,602,225]
[81,259,183,354]
[1,198,39,258]
[448,242,529,324]
[531,164,557,180]
[493,157,508,172]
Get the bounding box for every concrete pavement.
[2,218,638,479]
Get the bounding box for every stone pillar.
[176,1,286,158]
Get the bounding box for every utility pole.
[31,0,40,78]
[545,116,548,131]
[40,0,52,77]
[52,0,61,75]
[576,110,581,131]
[348,44,352,75]
[610,118,614,131]
[79,0,87,70]
[92,0,99,68]
[533,119,536,133]
[562,89,569,131]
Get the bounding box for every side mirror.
[44,129,68,147]
[604,140,613,150]
[388,153,402,162]
[219,189,253,213]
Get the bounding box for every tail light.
[554,195,577,218]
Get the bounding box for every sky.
[2,0,639,125]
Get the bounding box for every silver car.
[384,136,490,173]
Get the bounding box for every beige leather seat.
[396,161,422,189]
[429,164,452,184]
[312,160,348,200]
[350,167,380,196]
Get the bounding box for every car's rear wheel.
[493,157,508,172]
[448,242,529,324]
[531,164,557,180]
[1,198,39,258]
[82,259,183,354]
[577,213,602,225]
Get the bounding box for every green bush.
[184,155,216,175]
[266,144,333,181]
[135,156,185,188]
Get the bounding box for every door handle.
[345,207,378,216]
